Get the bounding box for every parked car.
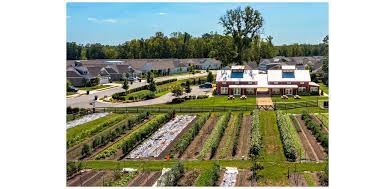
[199,82,213,88]
[127,77,137,81]
[68,86,78,92]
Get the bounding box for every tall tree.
[219,6,264,64]
[322,35,329,85]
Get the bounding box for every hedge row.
[170,112,211,157]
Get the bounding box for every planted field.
[181,113,219,159]
[94,113,172,160]
[235,112,252,159]
[127,115,196,159]
[195,162,220,186]
[314,113,328,128]
[289,115,319,161]
[127,171,161,186]
[170,113,211,158]
[198,112,231,160]
[176,170,200,186]
[215,112,242,159]
[67,170,111,186]
[250,110,262,158]
[66,113,128,148]
[276,111,306,162]
[296,114,327,160]
[154,96,257,107]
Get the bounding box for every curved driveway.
[67,72,214,108]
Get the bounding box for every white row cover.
[220,167,239,187]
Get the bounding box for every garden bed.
[176,170,200,186]
[66,113,110,129]
[127,171,161,186]
[290,115,319,161]
[235,114,252,159]
[67,170,111,186]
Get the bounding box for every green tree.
[171,84,183,97]
[185,80,192,94]
[207,71,214,83]
[81,144,91,157]
[219,6,264,64]
[322,35,329,85]
[122,79,129,92]
[148,80,157,92]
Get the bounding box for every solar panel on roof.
[231,72,244,78]
[282,72,295,78]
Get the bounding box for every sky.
[67,2,328,46]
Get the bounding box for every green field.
[272,95,328,102]
[154,96,257,107]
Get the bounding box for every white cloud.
[87,17,117,24]
[158,12,168,15]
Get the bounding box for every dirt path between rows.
[177,170,200,186]
[235,115,252,159]
[289,173,308,186]
[236,170,253,186]
[127,171,161,186]
[291,115,319,161]
[181,114,218,159]
[296,115,327,160]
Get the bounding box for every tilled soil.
[177,170,200,186]
[127,171,161,186]
[236,170,254,186]
[296,115,327,160]
[235,115,252,159]
[181,114,218,159]
[67,170,109,186]
[291,116,318,161]
[289,173,307,186]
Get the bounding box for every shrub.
[67,161,83,177]
[195,162,220,186]
[197,95,209,99]
[156,162,184,186]
[171,98,185,104]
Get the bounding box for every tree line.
[67,6,328,66]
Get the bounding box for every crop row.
[276,111,306,162]
[95,113,172,159]
[194,162,220,186]
[67,113,129,148]
[232,112,243,156]
[314,113,329,129]
[80,112,150,158]
[217,113,240,159]
[170,113,211,157]
[157,162,185,186]
[249,109,261,158]
[302,111,328,151]
[198,112,231,159]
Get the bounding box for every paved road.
[67,72,213,108]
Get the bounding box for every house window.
[274,82,278,84]
[298,87,306,92]
[248,81,252,84]
[272,88,280,94]
[287,81,292,85]
[300,82,305,85]
[222,82,226,85]
[310,87,318,92]
[235,81,239,84]
[221,87,228,95]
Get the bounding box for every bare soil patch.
[127,171,161,186]
[296,115,327,160]
[177,170,200,186]
[67,170,110,186]
[235,115,252,159]
[181,114,218,159]
[236,170,254,186]
[289,173,307,186]
[256,96,273,106]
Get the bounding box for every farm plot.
[94,113,172,160]
[295,115,327,160]
[198,112,231,160]
[127,171,162,186]
[181,113,219,159]
[177,170,200,186]
[220,167,238,187]
[215,113,242,159]
[67,113,129,148]
[312,113,329,133]
[127,115,196,159]
[288,173,307,186]
[66,112,109,129]
[236,170,254,186]
[276,111,306,162]
[289,114,318,161]
[67,169,111,186]
[235,113,252,159]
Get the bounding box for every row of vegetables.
[249,110,261,158]
[301,111,329,151]
[232,112,243,157]
[276,111,306,162]
[170,112,211,158]
[217,112,241,159]
[95,112,172,160]
[198,112,231,160]
[157,162,185,186]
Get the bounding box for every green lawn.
[259,111,286,162]
[154,96,257,107]
[66,91,76,96]
[319,82,329,94]
[280,107,328,114]
[78,85,111,91]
